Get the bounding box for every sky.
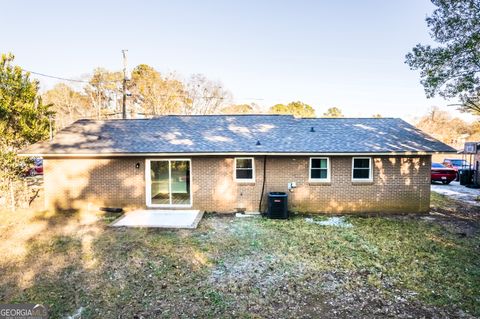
[1,0,475,122]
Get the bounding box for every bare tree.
[220,103,259,114]
[42,83,91,129]
[84,68,123,119]
[183,74,231,115]
[416,107,475,148]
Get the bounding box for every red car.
[443,158,471,181]
[431,163,456,184]
[27,165,43,176]
[24,158,43,177]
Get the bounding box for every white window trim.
[309,157,331,182]
[145,158,193,208]
[352,157,373,182]
[234,157,255,183]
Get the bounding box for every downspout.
[258,155,267,213]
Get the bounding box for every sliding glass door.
[150,161,170,205]
[147,159,191,207]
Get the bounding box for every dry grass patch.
[0,204,478,318]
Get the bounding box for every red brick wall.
[43,157,146,210]
[44,155,431,213]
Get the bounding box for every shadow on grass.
[0,210,479,318]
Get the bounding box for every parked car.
[24,158,43,177]
[431,163,456,184]
[443,158,471,170]
[443,158,471,181]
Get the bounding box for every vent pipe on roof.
[310,127,315,132]
[256,140,261,146]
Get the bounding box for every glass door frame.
[145,158,192,208]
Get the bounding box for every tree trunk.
[9,179,15,211]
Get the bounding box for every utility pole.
[122,49,128,119]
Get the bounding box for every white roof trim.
[18,151,452,158]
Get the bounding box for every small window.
[235,157,255,182]
[310,157,330,182]
[352,157,372,181]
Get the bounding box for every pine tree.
[0,53,53,209]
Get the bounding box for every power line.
[23,69,89,83]
[22,69,120,84]
[19,68,264,101]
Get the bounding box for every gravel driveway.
[431,181,480,206]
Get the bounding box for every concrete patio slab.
[110,209,203,229]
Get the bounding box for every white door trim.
[145,158,193,208]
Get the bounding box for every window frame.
[351,157,373,182]
[309,157,331,182]
[234,157,255,183]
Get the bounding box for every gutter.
[18,151,456,158]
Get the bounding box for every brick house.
[20,115,455,213]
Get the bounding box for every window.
[352,157,372,181]
[235,157,255,182]
[310,157,330,182]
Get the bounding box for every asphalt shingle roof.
[20,115,456,156]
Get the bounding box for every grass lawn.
[0,194,479,318]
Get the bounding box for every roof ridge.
[300,117,398,119]
[74,115,400,123]
[73,114,297,122]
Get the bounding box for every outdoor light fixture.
[135,163,140,169]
